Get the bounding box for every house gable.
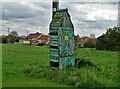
[27,32,42,40]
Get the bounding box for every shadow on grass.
[75,58,100,71]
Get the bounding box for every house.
[76,35,97,47]
[27,32,49,45]
[85,38,97,43]
[19,39,30,45]
[76,36,86,47]
[38,35,49,45]
[27,32,42,45]
[49,0,75,69]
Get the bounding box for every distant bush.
[37,43,44,46]
[1,36,7,43]
[84,41,96,48]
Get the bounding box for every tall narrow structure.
[49,0,75,69]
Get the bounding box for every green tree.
[9,31,19,37]
[8,31,19,43]
[1,35,7,43]
[96,26,120,51]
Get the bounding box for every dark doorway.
[50,61,59,67]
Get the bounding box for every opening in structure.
[50,45,58,49]
[49,32,58,35]
[50,61,59,68]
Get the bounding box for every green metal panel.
[49,9,75,69]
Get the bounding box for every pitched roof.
[77,36,97,43]
[39,35,49,39]
[38,35,49,44]
[27,32,42,39]
[86,38,97,42]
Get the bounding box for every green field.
[2,44,119,87]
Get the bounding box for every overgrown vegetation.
[2,44,119,87]
[22,64,105,87]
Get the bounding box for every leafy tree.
[7,31,19,43]
[96,34,108,50]
[8,31,19,37]
[96,26,120,51]
[1,35,7,43]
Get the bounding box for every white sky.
[0,0,119,37]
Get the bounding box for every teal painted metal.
[49,9,75,69]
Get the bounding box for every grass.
[2,44,68,87]
[2,44,119,87]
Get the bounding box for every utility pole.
[27,29,29,36]
[8,28,10,36]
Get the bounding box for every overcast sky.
[1,0,119,37]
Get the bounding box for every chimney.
[52,0,59,18]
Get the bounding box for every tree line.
[96,26,120,51]
[0,31,26,44]
[74,26,120,51]
[1,26,120,51]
